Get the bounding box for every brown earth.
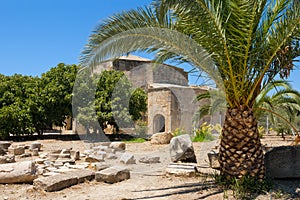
[0,132,299,200]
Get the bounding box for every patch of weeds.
[212,173,273,200]
[172,128,188,137]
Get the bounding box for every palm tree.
[80,0,300,180]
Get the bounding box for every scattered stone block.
[30,142,42,151]
[95,166,130,183]
[32,148,39,156]
[95,150,107,158]
[53,161,64,168]
[166,163,198,177]
[0,148,5,156]
[8,146,25,155]
[59,154,71,159]
[265,146,300,179]
[44,160,54,167]
[85,155,105,163]
[70,150,80,161]
[0,161,37,183]
[55,158,75,165]
[0,155,15,164]
[19,153,32,158]
[150,132,173,144]
[61,149,71,154]
[207,150,220,169]
[39,153,48,159]
[48,154,60,161]
[139,156,160,164]
[68,163,89,170]
[51,150,62,154]
[0,141,12,152]
[33,170,94,192]
[106,153,118,160]
[170,134,197,163]
[83,150,94,156]
[120,153,136,164]
[109,142,126,151]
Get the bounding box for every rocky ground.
[0,132,299,200]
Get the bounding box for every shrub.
[192,122,215,142]
[172,128,188,137]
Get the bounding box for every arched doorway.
[153,114,165,133]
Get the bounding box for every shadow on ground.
[130,180,223,200]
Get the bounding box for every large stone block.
[0,161,37,183]
[33,169,95,192]
[30,142,42,151]
[265,146,300,179]
[0,155,15,164]
[8,146,25,155]
[95,166,130,183]
[170,134,197,163]
[166,163,198,177]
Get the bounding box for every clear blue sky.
[0,0,299,90]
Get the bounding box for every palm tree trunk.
[219,106,265,180]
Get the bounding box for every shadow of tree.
[131,180,223,199]
[272,179,300,199]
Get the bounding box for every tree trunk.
[219,106,265,180]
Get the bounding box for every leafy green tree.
[80,0,300,180]
[74,69,147,134]
[40,63,78,128]
[0,74,39,138]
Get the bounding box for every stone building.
[70,55,221,135]
[86,55,220,135]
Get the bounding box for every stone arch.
[153,114,166,133]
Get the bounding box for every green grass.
[122,138,146,143]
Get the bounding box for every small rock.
[120,153,136,164]
[30,142,42,151]
[139,156,160,164]
[106,154,118,160]
[109,142,126,151]
[32,148,39,156]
